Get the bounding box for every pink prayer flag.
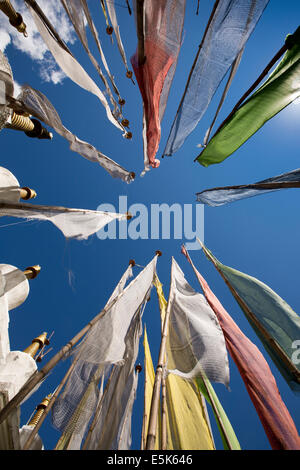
[181,245,300,450]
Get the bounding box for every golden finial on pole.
[23,332,49,359]
[129,259,135,267]
[27,394,52,428]
[5,114,53,140]
[0,0,27,36]
[135,363,142,373]
[20,187,37,200]
[155,250,162,257]
[23,265,41,279]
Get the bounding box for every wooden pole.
[136,0,145,66]
[22,358,80,450]
[195,43,288,162]
[81,365,116,450]
[0,272,143,426]
[145,264,171,450]
[197,181,300,197]
[0,0,27,36]
[199,241,300,383]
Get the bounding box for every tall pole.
[146,265,170,450]
[22,358,80,450]
[0,254,159,427]
[0,0,27,36]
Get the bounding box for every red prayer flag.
[181,244,300,450]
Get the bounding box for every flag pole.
[140,327,148,450]
[145,253,170,451]
[197,240,300,384]
[0,255,159,427]
[22,356,80,450]
[81,364,116,450]
[180,244,234,450]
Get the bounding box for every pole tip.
[129,259,135,266]
[155,250,162,257]
[126,212,132,220]
[130,172,135,180]
[135,363,142,373]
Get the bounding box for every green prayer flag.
[196,376,241,450]
[197,27,300,167]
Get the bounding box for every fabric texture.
[105,0,132,78]
[16,85,134,183]
[0,201,128,240]
[25,1,124,132]
[166,258,229,386]
[199,243,300,393]
[197,26,300,166]
[154,275,215,450]
[196,375,241,450]
[52,257,157,449]
[0,166,21,203]
[163,0,269,157]
[142,326,161,450]
[61,0,123,119]
[196,168,300,206]
[131,0,186,174]
[182,244,300,450]
[51,263,133,446]
[86,308,143,450]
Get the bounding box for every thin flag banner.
[25,0,124,132]
[166,258,230,387]
[131,0,186,174]
[182,245,300,450]
[196,168,300,206]
[0,201,128,240]
[16,85,135,183]
[199,243,300,393]
[197,26,300,167]
[196,375,241,450]
[163,0,269,157]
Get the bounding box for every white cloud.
[0,0,76,84]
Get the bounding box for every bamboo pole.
[145,265,171,450]
[81,364,116,450]
[0,0,27,36]
[0,287,133,426]
[198,240,300,383]
[0,255,158,430]
[140,330,148,450]
[22,358,80,450]
[180,245,234,450]
[24,0,72,54]
[194,43,288,162]
[136,0,145,66]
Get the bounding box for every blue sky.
[0,0,299,451]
